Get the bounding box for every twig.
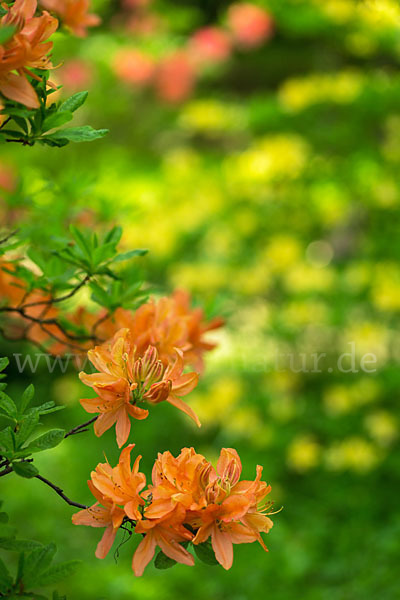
[0,465,13,477]
[64,416,98,439]
[35,474,88,509]
[22,276,90,308]
[91,311,110,338]
[0,117,11,131]
[5,138,34,145]
[0,305,97,342]
[0,229,19,245]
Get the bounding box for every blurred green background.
[1,0,400,598]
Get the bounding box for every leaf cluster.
[0,83,107,147]
[154,537,219,571]
[0,502,79,599]
[0,358,65,478]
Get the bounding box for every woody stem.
[35,474,88,510]
[64,416,98,438]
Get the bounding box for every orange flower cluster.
[0,257,223,367]
[95,289,224,371]
[113,2,274,103]
[39,0,100,37]
[79,327,200,447]
[0,0,58,109]
[73,446,275,575]
[0,261,63,345]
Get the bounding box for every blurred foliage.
[1,0,400,598]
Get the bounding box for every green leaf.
[42,111,73,133]
[0,512,8,524]
[0,538,42,552]
[92,242,117,266]
[35,560,80,586]
[28,401,65,416]
[27,429,65,453]
[0,391,17,418]
[59,91,88,113]
[0,427,14,452]
[69,225,92,260]
[15,411,39,446]
[154,550,177,570]
[103,226,122,246]
[0,357,9,372]
[0,524,16,541]
[20,384,35,414]
[111,249,148,263]
[193,539,219,565]
[49,126,108,142]
[0,25,15,45]
[90,281,112,308]
[0,556,13,594]
[22,543,57,587]
[40,136,69,148]
[12,461,39,478]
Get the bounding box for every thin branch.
[91,311,111,337]
[0,305,97,342]
[35,474,88,509]
[0,229,19,245]
[22,275,90,308]
[0,465,13,477]
[0,117,11,131]
[64,416,98,439]
[5,138,34,145]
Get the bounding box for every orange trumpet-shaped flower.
[43,289,224,367]
[0,0,58,108]
[90,444,146,521]
[189,448,274,570]
[72,482,126,559]
[72,444,145,557]
[99,289,224,371]
[39,0,100,37]
[132,505,194,576]
[79,328,200,447]
[142,448,209,522]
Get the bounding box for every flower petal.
[167,394,201,427]
[132,531,156,577]
[94,410,118,437]
[171,372,199,396]
[0,74,39,109]
[211,525,233,570]
[157,532,194,566]
[126,404,149,420]
[115,408,131,448]
[95,524,117,559]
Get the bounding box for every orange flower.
[113,49,156,86]
[172,289,224,371]
[100,290,223,371]
[154,51,195,103]
[79,328,200,447]
[43,289,223,367]
[39,0,100,37]
[227,3,273,49]
[0,0,58,108]
[189,448,274,570]
[72,482,126,559]
[188,26,232,66]
[72,444,145,557]
[132,505,194,576]
[142,448,209,522]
